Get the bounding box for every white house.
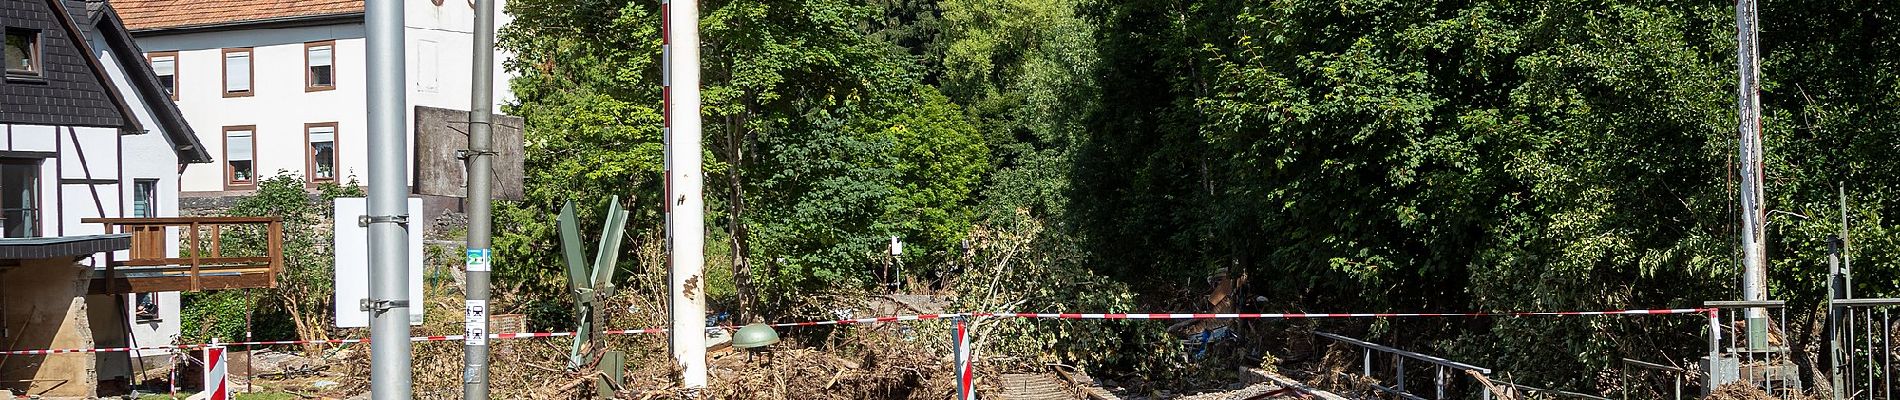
[0,0,231,396]
[113,0,514,198]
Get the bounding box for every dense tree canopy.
[494,0,1900,390]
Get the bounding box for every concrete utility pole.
[663,0,709,391]
[365,0,412,398]
[461,0,499,396]
[1734,0,1769,348]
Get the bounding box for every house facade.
[113,0,515,200]
[0,0,250,397]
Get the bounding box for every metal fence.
[1832,298,1900,400]
[1706,300,1801,397]
[1619,358,1690,400]
[1316,331,1494,400]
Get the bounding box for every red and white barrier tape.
[768,313,961,327]
[977,308,1713,320]
[0,308,1711,355]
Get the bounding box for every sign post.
[204,344,230,400]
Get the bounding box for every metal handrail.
[1833,298,1900,307]
[1620,358,1688,400]
[1316,331,1492,374]
[1316,331,1493,400]
[1622,358,1685,373]
[1705,300,1787,308]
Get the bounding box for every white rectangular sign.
[333,197,426,327]
[465,300,488,345]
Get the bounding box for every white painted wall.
[132,0,515,194]
[88,33,191,359]
[0,125,125,239]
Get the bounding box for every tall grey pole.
[1734,0,1769,350]
[1827,237,1845,400]
[461,0,498,396]
[663,0,709,391]
[1839,183,1851,298]
[365,0,412,398]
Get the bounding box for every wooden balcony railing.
[83,217,284,294]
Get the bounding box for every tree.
[181,173,361,352]
[501,0,988,322]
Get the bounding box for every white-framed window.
[306,41,335,91]
[0,158,40,238]
[5,29,42,78]
[224,126,256,188]
[223,48,253,96]
[149,52,178,99]
[135,293,161,322]
[416,40,439,92]
[306,123,337,182]
[133,179,158,217]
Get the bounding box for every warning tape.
[0,308,1711,355]
[976,308,1714,320]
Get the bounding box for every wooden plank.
[129,226,164,259]
[188,221,201,291]
[115,257,271,267]
[102,221,116,294]
[209,224,222,258]
[82,216,280,224]
[75,216,289,293]
[1244,368,1350,400]
[90,272,274,294]
[267,219,282,287]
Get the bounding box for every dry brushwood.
[1704,383,1777,400]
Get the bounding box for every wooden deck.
[83,217,283,294]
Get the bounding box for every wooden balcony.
[82,217,284,294]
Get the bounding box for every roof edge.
[127,11,364,35]
[93,3,212,164]
[45,0,144,135]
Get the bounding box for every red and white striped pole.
[169,351,179,399]
[954,316,975,400]
[203,343,230,400]
[662,0,709,391]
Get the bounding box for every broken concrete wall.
[85,292,133,394]
[0,257,99,398]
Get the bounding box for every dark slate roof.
[0,0,142,133]
[86,0,212,163]
[0,234,130,259]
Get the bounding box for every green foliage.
[500,0,990,320]
[180,173,362,345]
[178,290,249,343]
[494,0,669,328]
[498,0,1900,390]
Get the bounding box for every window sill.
[4,74,46,84]
[223,91,254,98]
[306,85,336,92]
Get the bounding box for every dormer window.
[4,29,40,78]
